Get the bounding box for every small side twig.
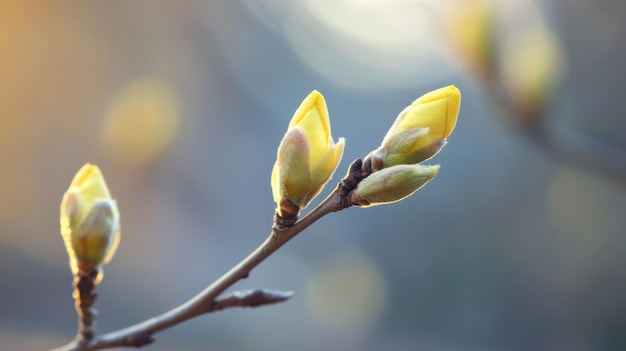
[211,289,294,311]
[52,159,366,351]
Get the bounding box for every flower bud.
[60,164,120,275]
[271,90,345,213]
[351,164,439,207]
[375,86,460,168]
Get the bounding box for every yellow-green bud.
[60,164,120,275]
[351,164,439,207]
[271,90,345,214]
[376,86,460,168]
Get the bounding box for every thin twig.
[52,159,365,351]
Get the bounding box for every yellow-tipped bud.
[373,86,460,169]
[60,164,120,275]
[351,164,439,207]
[272,90,345,213]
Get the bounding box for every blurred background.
[1,0,625,350]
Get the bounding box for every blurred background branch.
[444,0,626,185]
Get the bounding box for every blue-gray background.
[1,1,625,350]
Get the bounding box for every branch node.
[341,158,367,193]
[273,199,299,231]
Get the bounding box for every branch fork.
[53,159,368,351]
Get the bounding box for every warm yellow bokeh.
[500,25,566,116]
[442,0,494,76]
[101,77,182,165]
[442,0,567,118]
[305,251,386,329]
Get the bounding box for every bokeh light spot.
[441,0,493,75]
[546,168,618,265]
[305,250,386,330]
[547,169,614,238]
[242,0,451,90]
[100,77,181,165]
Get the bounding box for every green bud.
[351,164,439,207]
[272,128,312,208]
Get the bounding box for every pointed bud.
[351,164,439,207]
[271,91,345,215]
[376,86,460,168]
[60,164,120,275]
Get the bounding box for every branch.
[52,159,365,351]
[73,269,99,347]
